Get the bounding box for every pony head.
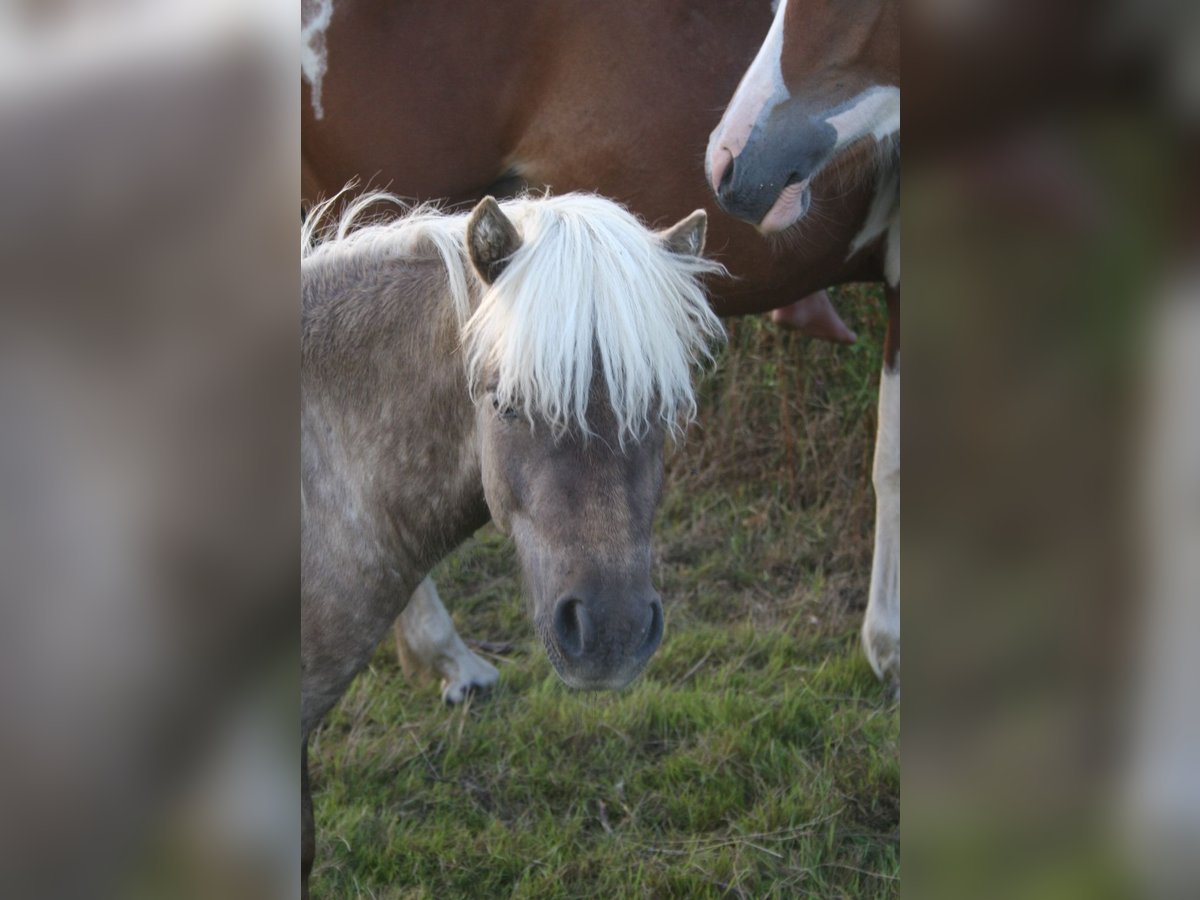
[463,195,723,688]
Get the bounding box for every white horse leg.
[394,577,499,704]
[862,357,900,687]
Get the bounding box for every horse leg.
[862,294,901,689]
[301,741,314,900]
[302,577,415,891]
[394,577,499,705]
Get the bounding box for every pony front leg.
[302,743,314,899]
[302,573,421,893]
[394,577,499,705]
[862,355,900,689]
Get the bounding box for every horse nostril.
[710,145,736,197]
[552,596,589,659]
[718,155,736,195]
[641,597,664,656]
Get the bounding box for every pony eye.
[491,395,519,420]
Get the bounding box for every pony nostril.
[640,598,664,656]
[552,596,588,659]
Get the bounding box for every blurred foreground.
[905,1,1200,897]
[0,2,297,898]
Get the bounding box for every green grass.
[310,286,898,898]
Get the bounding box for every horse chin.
[535,620,648,692]
[758,179,811,233]
[555,666,642,691]
[548,658,646,692]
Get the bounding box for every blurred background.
[0,0,1196,897]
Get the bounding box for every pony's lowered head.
[461,195,723,688]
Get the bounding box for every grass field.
[309,286,899,898]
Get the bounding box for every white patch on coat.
[848,165,900,260]
[885,212,900,288]
[826,86,901,148]
[396,578,499,705]
[862,359,900,684]
[706,0,789,186]
[301,0,333,119]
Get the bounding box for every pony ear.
[466,196,523,284]
[658,209,707,257]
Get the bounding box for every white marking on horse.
[394,578,499,705]
[863,357,900,685]
[848,165,900,261]
[706,0,789,191]
[885,212,900,289]
[825,86,901,149]
[301,0,334,120]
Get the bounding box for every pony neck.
[302,256,489,583]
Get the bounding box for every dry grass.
[661,283,885,632]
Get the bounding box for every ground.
[309,285,899,898]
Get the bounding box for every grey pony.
[300,191,720,894]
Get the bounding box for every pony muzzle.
[539,589,663,690]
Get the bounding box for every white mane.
[303,190,726,443]
[302,190,474,321]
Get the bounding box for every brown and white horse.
[708,0,900,686]
[301,0,899,694]
[301,0,886,317]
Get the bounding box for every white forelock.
[302,190,726,444]
[465,194,726,443]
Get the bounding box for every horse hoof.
[439,651,500,705]
[862,621,900,691]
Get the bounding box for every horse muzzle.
[709,110,835,233]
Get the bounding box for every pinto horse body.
[301,192,722,892]
[302,0,898,696]
[301,0,887,312]
[708,0,900,685]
